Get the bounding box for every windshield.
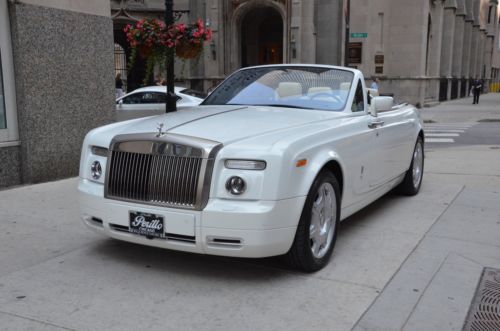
[202,66,354,111]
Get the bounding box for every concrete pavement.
[0,95,499,330]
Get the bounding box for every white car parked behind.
[116,86,204,121]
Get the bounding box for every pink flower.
[196,18,204,30]
[205,28,213,40]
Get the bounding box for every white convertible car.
[79,64,424,271]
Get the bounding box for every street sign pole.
[344,0,350,66]
[165,0,176,113]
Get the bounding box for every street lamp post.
[165,0,176,113]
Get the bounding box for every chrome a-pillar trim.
[104,132,223,211]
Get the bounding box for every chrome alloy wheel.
[412,141,424,189]
[309,182,337,259]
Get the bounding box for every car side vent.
[207,236,242,248]
[90,217,103,226]
[109,223,129,233]
[166,233,196,244]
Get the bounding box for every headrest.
[307,87,332,94]
[276,82,302,98]
[340,82,351,91]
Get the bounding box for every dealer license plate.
[129,211,164,239]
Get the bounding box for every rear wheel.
[397,137,424,196]
[285,171,340,272]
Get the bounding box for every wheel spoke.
[412,142,423,188]
[309,182,337,259]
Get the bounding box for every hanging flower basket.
[175,42,203,60]
[138,45,153,58]
[124,18,212,83]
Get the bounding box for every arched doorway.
[240,7,283,67]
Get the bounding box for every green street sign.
[351,32,368,38]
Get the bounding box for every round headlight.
[90,161,102,180]
[225,176,246,195]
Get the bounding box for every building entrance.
[241,7,283,67]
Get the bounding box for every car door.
[116,92,162,121]
[347,80,379,197]
[368,106,414,188]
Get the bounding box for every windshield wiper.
[257,104,314,109]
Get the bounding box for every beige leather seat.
[307,87,333,95]
[276,82,302,98]
[340,82,351,91]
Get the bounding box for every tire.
[397,136,424,196]
[285,171,340,272]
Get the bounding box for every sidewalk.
[352,94,500,330]
[353,145,500,330]
[421,92,500,123]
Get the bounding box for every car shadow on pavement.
[85,193,397,278]
[87,238,294,281]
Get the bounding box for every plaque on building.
[375,54,384,64]
[348,42,362,64]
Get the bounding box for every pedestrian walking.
[472,79,482,105]
[115,73,124,99]
[370,77,380,91]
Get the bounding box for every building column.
[428,0,445,101]
[298,0,315,63]
[440,0,457,100]
[452,0,466,98]
[476,30,486,79]
[484,36,494,89]
[470,25,480,78]
[461,20,473,92]
[484,1,498,91]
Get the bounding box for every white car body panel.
[79,64,423,258]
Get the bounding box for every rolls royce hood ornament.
[156,123,165,137]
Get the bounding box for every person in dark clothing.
[115,73,124,99]
[472,79,482,105]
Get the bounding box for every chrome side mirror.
[370,96,393,116]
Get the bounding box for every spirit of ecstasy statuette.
[156,123,165,137]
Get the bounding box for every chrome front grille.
[107,151,203,207]
[104,134,222,210]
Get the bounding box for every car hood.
[89,105,348,147]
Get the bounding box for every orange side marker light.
[296,159,308,167]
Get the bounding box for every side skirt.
[340,173,405,221]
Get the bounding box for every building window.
[114,43,127,92]
[487,6,493,24]
[0,52,6,129]
[0,0,19,144]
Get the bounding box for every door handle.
[368,120,385,129]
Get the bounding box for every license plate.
[129,211,164,238]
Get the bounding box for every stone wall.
[7,2,115,185]
[0,146,21,188]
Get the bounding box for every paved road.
[0,94,499,331]
[422,93,500,148]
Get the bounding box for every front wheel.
[397,137,424,196]
[285,171,340,272]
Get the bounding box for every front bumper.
[78,179,306,258]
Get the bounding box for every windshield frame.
[201,65,355,112]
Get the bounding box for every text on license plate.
[129,211,164,238]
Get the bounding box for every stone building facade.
[0,0,115,188]
[111,0,344,92]
[114,0,499,105]
[349,0,499,105]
